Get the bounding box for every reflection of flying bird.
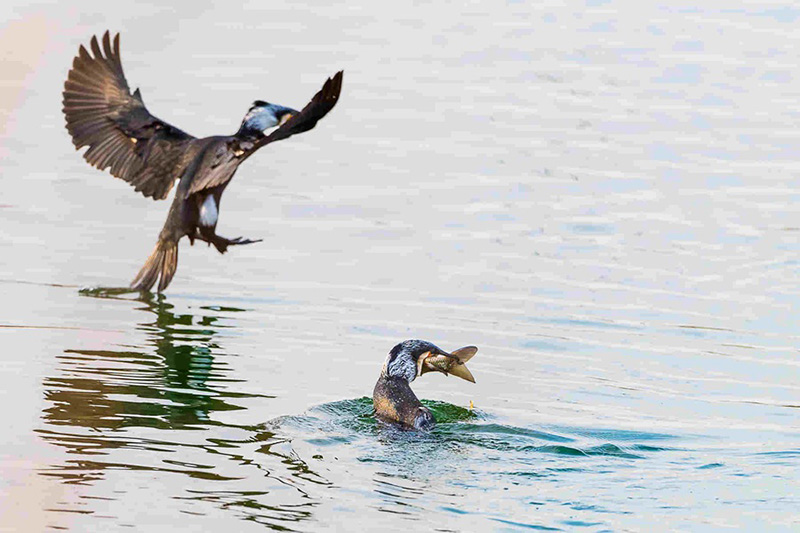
[373,340,478,430]
[63,32,343,292]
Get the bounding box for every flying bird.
[62,31,343,292]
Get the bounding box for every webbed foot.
[212,236,263,254]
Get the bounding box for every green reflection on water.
[37,293,324,530]
[42,294,258,432]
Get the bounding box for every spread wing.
[63,31,196,200]
[254,70,343,149]
[187,71,343,196]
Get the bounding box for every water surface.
[1,1,799,531]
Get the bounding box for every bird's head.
[382,340,449,383]
[239,100,297,135]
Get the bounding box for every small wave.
[268,398,668,463]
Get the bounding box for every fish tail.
[448,363,476,383]
[451,346,478,363]
[449,346,478,383]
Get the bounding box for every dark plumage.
[63,31,343,292]
[373,340,478,430]
[373,374,436,430]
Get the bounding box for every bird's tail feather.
[130,240,179,293]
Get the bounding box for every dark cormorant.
[62,31,342,292]
[373,340,477,430]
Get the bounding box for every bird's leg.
[212,235,263,254]
[195,229,262,254]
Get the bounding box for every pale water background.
[1,1,799,531]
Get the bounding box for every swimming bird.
[62,31,343,292]
[373,340,478,430]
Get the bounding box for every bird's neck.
[373,374,434,429]
[235,125,265,141]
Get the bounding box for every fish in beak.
[417,345,478,383]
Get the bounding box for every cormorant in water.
[373,340,477,430]
[62,32,343,292]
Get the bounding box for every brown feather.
[63,31,196,200]
[186,71,343,196]
[130,240,179,293]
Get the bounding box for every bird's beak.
[278,111,296,126]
